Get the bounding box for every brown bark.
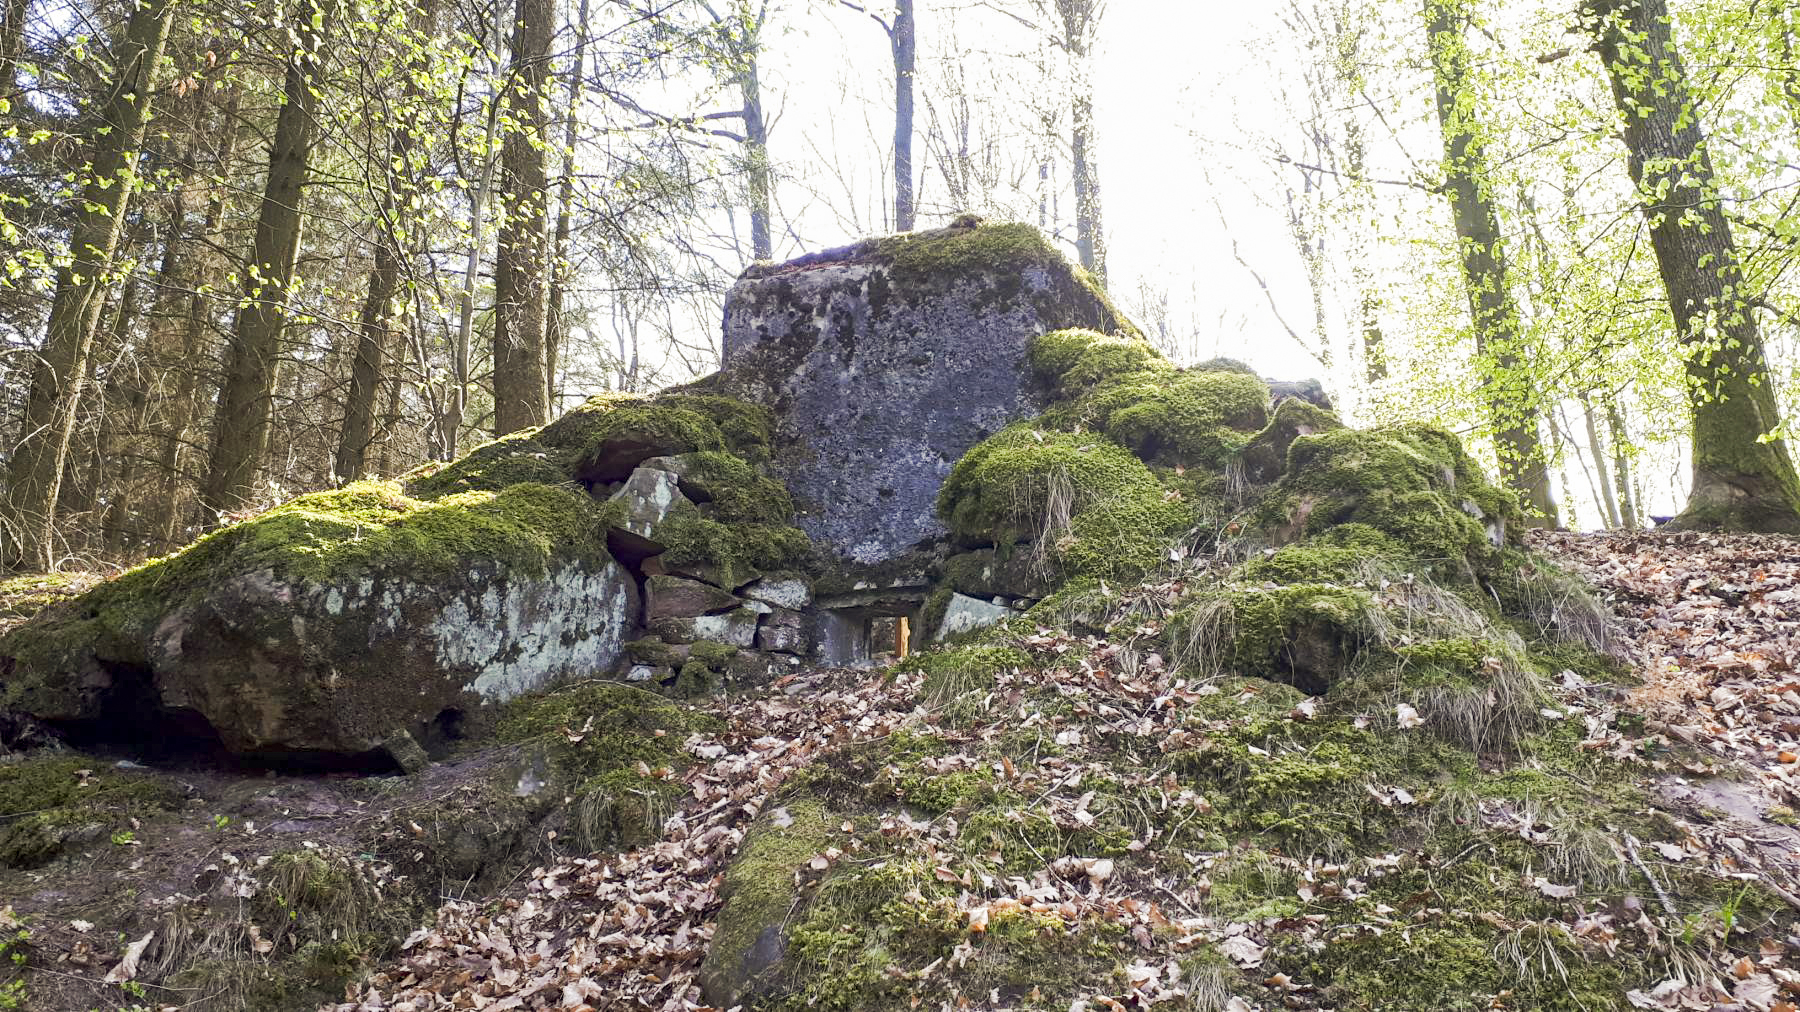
[3,0,174,570]
[0,0,28,95]
[1424,0,1559,526]
[1584,0,1800,532]
[491,0,552,436]
[200,0,332,519]
[546,0,590,406]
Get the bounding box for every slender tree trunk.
[1053,0,1105,284]
[1584,0,1800,532]
[200,0,331,520]
[335,0,430,482]
[892,0,915,231]
[2,0,174,570]
[1424,0,1558,526]
[741,36,773,260]
[335,236,398,482]
[445,0,510,457]
[0,0,28,94]
[1606,396,1638,528]
[491,0,552,436]
[1580,392,1620,528]
[546,0,590,409]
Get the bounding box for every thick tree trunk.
[892,0,915,231]
[1584,0,1800,533]
[491,0,552,436]
[2,0,173,570]
[200,0,330,519]
[1424,0,1559,527]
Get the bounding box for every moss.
[1086,368,1270,469]
[1192,356,1259,375]
[0,573,86,622]
[567,404,725,480]
[570,768,685,850]
[1028,329,1168,395]
[689,640,740,668]
[655,394,777,462]
[623,637,687,667]
[938,424,1193,579]
[901,644,1029,711]
[1172,584,1374,693]
[1259,424,1519,577]
[1,479,604,692]
[700,794,842,1003]
[656,502,813,590]
[403,432,577,500]
[1236,543,1380,584]
[0,756,185,868]
[874,222,1067,289]
[495,680,709,783]
[671,451,795,525]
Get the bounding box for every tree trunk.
[200,0,331,520]
[1055,0,1105,284]
[1580,392,1620,528]
[0,0,28,95]
[1606,396,1638,528]
[1584,0,1800,532]
[491,0,552,437]
[445,0,511,457]
[741,36,772,260]
[335,234,398,483]
[892,0,915,231]
[1424,0,1559,527]
[546,0,590,409]
[2,0,174,570]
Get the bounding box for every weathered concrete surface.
[7,553,637,759]
[714,223,1133,580]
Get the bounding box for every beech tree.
[1582,0,1800,533]
[1423,0,1557,525]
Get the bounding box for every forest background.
[1,0,1797,573]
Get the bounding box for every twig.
[1623,832,1678,916]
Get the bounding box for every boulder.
[933,592,1015,641]
[645,574,741,621]
[650,609,760,648]
[0,481,635,759]
[607,466,692,561]
[742,575,811,612]
[713,222,1135,582]
[756,609,810,654]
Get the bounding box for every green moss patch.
[0,756,184,867]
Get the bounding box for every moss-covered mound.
[701,521,1758,1012]
[0,388,809,758]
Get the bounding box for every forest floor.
[3,531,1799,1011]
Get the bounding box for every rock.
[381,729,431,774]
[741,575,811,611]
[756,609,810,654]
[933,592,1015,641]
[815,610,871,667]
[0,482,637,759]
[607,466,692,561]
[1242,397,1346,485]
[938,549,1056,600]
[645,575,741,621]
[714,223,1134,582]
[1267,377,1333,412]
[650,609,760,648]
